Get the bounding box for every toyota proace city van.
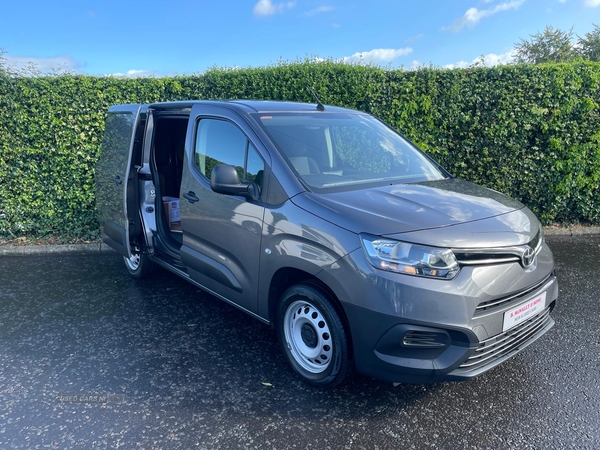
[96,100,557,387]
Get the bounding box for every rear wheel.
[276,284,351,388]
[123,253,157,279]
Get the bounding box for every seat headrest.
[284,138,307,157]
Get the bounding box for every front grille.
[453,252,520,265]
[475,273,552,311]
[459,307,552,371]
[453,227,543,267]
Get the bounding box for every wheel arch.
[267,267,354,360]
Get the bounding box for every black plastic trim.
[343,302,476,383]
[102,234,128,257]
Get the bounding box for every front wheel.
[123,252,157,279]
[276,284,351,388]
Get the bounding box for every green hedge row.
[0,61,599,241]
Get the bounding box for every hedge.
[0,60,599,241]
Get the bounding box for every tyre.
[123,252,157,279]
[276,283,351,388]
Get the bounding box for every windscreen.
[255,113,446,192]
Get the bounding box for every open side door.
[95,105,142,257]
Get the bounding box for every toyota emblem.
[521,246,536,268]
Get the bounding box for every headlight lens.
[361,235,460,280]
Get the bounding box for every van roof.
[144,100,358,114]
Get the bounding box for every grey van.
[96,100,557,387]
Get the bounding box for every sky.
[0,0,599,76]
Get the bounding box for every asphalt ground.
[0,235,598,449]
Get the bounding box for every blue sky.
[1,0,599,76]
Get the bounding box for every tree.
[514,26,578,64]
[578,24,600,62]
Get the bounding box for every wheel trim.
[284,300,333,374]
[124,254,140,270]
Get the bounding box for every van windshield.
[254,113,446,192]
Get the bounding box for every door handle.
[183,191,199,203]
[113,176,122,186]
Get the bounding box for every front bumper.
[326,244,558,383]
[448,305,554,380]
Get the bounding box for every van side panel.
[95,105,141,257]
[257,202,361,320]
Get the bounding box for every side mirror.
[210,164,259,201]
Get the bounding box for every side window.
[194,119,266,192]
[195,119,246,180]
[246,143,265,189]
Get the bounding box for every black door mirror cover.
[210,164,258,200]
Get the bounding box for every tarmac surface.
[0,235,598,449]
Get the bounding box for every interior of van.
[148,113,189,256]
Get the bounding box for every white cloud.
[409,60,425,70]
[343,47,413,64]
[444,0,525,32]
[253,0,296,17]
[304,5,334,16]
[2,54,81,74]
[444,50,516,69]
[406,33,424,43]
[444,61,469,69]
[584,0,600,6]
[111,69,154,77]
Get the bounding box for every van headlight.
[361,235,460,280]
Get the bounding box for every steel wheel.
[276,283,351,388]
[283,300,333,373]
[124,254,140,271]
[122,252,157,279]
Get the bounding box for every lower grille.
[459,307,552,371]
[475,273,552,312]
